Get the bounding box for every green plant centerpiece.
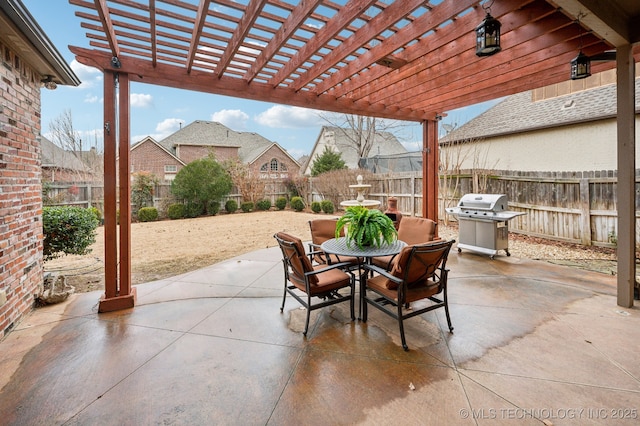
[335,205,398,249]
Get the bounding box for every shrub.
[43,206,99,261]
[290,196,305,212]
[184,201,204,218]
[207,200,220,216]
[225,199,238,213]
[321,200,335,214]
[171,156,232,215]
[256,199,271,211]
[88,206,102,223]
[137,207,158,222]
[167,203,185,220]
[131,171,158,211]
[311,201,322,213]
[275,197,287,210]
[241,201,254,213]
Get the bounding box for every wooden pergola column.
[422,119,439,223]
[616,44,636,308]
[98,70,136,312]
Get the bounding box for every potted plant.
[335,205,398,249]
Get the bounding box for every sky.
[23,0,500,160]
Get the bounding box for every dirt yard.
[44,210,618,293]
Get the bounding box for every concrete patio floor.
[1,244,639,425]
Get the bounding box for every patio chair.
[308,219,359,267]
[372,216,440,270]
[274,232,356,336]
[362,239,455,351]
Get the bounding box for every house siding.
[0,43,43,337]
[131,140,183,181]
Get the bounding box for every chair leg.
[350,283,355,321]
[280,282,287,312]
[303,295,312,336]
[444,295,454,333]
[397,304,408,351]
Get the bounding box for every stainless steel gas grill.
[445,193,524,259]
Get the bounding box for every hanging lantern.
[475,13,501,57]
[570,51,591,80]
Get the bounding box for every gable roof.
[443,77,640,143]
[132,136,185,165]
[158,120,299,166]
[40,136,88,172]
[308,125,407,171]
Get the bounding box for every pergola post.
[616,44,636,308]
[422,119,439,222]
[98,70,136,312]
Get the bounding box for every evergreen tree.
[310,146,347,176]
[171,156,232,215]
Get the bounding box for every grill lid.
[457,193,507,211]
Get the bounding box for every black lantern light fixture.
[570,13,591,80]
[475,1,501,57]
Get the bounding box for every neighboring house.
[440,68,640,172]
[303,126,407,175]
[0,0,79,337]
[130,136,185,181]
[131,120,300,181]
[40,136,95,182]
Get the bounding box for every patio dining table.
[321,237,406,318]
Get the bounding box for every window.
[260,163,268,171]
[270,159,278,171]
[164,165,177,173]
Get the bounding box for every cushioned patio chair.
[308,219,359,268]
[372,216,440,270]
[274,232,356,336]
[362,239,455,351]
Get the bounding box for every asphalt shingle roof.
[158,120,288,164]
[443,78,640,142]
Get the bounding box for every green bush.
[311,201,322,213]
[321,200,335,214]
[256,199,271,211]
[167,203,185,220]
[207,200,220,216]
[171,156,232,215]
[225,199,238,213]
[88,206,102,223]
[43,206,99,261]
[275,197,287,210]
[137,207,158,222]
[241,201,254,213]
[184,201,204,218]
[290,196,305,212]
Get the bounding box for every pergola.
[65,0,640,312]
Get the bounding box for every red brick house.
[131,120,300,181]
[0,0,79,337]
[130,136,185,181]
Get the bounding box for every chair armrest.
[305,261,354,278]
[362,263,402,286]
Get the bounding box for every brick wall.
[251,145,301,178]
[0,42,44,338]
[177,145,239,164]
[130,139,183,181]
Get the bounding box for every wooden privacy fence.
[311,170,637,248]
[44,170,639,248]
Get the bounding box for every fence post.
[579,178,592,245]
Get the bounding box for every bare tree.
[320,114,404,165]
[49,110,83,154]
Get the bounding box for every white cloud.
[131,93,153,108]
[70,60,102,89]
[255,105,323,128]
[83,94,100,104]
[211,109,249,130]
[152,118,185,140]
